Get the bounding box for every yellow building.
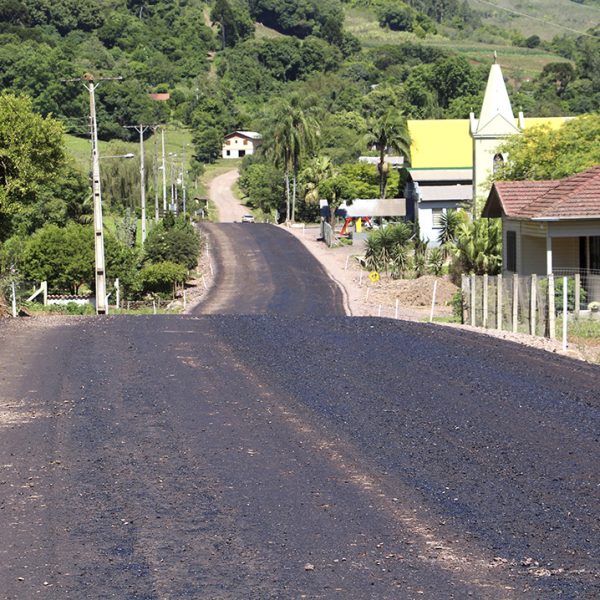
[404,59,569,245]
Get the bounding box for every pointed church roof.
[475,60,520,136]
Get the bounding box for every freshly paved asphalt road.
[1,224,599,599]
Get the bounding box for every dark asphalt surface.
[195,223,346,316]
[1,224,599,599]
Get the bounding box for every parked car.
[241,214,255,223]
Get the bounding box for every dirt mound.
[369,275,458,307]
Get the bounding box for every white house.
[222,131,262,159]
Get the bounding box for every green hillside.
[344,7,569,79]
[466,0,600,39]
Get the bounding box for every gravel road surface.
[209,169,248,223]
[1,223,599,599]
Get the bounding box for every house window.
[226,150,230,156]
[244,139,248,145]
[432,208,443,229]
[506,230,517,272]
[225,140,230,145]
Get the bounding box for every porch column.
[546,234,553,275]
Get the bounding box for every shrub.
[427,247,444,276]
[144,216,200,270]
[378,5,414,32]
[451,290,464,323]
[21,223,94,293]
[138,261,188,296]
[365,222,413,273]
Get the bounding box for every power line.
[470,0,600,38]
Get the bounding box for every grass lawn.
[65,126,194,176]
[255,22,286,39]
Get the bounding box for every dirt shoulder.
[283,224,587,360]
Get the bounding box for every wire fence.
[0,277,184,316]
[461,272,595,341]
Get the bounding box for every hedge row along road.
[0,221,599,598]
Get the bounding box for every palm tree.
[270,97,320,222]
[302,156,334,205]
[271,110,293,221]
[363,109,411,199]
[289,98,319,222]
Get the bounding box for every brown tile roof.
[483,165,600,219]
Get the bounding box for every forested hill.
[0,0,598,211]
[0,0,598,150]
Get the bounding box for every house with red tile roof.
[482,166,600,299]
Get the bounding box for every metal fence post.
[429,280,437,323]
[574,273,580,319]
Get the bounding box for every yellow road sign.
[369,271,380,283]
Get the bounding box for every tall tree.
[363,109,411,199]
[211,0,254,49]
[0,93,80,241]
[270,96,320,222]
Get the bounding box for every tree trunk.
[291,169,297,223]
[284,166,291,222]
[379,146,385,199]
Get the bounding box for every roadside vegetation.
[0,0,599,313]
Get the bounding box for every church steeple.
[475,59,517,134]
[470,55,521,212]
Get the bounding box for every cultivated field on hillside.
[466,0,599,38]
[345,8,571,81]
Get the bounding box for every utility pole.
[63,73,122,315]
[63,73,124,314]
[161,127,167,213]
[182,144,187,216]
[153,127,159,222]
[89,78,107,314]
[124,124,155,242]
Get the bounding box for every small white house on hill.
[222,131,262,159]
